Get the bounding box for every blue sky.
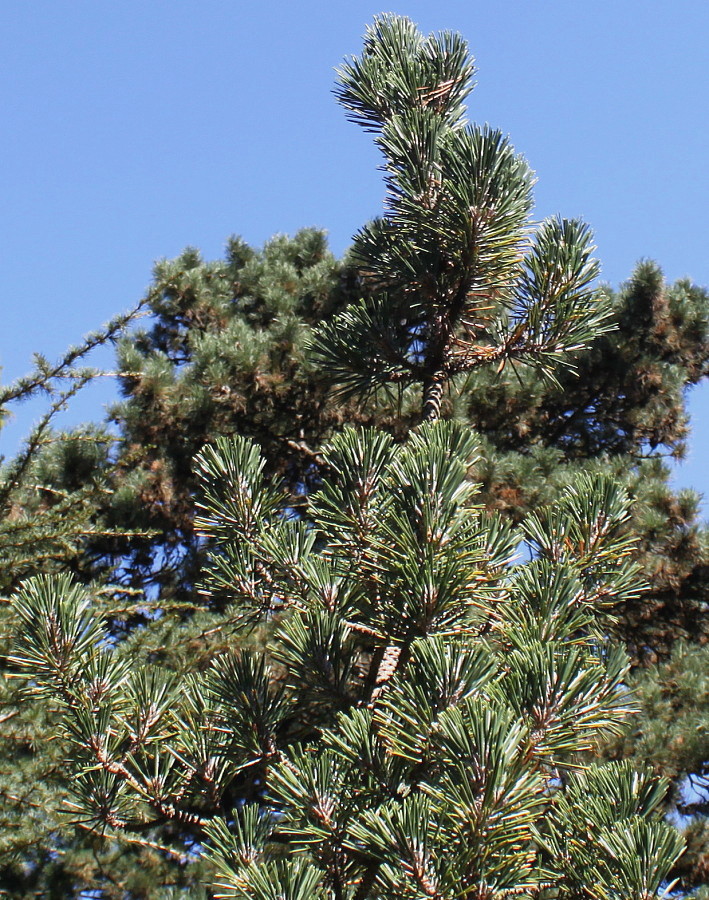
[2,1,708,503]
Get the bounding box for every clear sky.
[2,1,708,503]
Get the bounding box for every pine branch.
[0,299,148,407]
[0,375,92,510]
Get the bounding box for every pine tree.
[99,234,709,661]
[0,308,177,896]
[9,14,693,898]
[101,229,360,607]
[82,45,709,893]
[12,426,684,898]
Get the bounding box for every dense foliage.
[12,425,684,898]
[1,12,708,898]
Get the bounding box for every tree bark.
[422,371,446,422]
